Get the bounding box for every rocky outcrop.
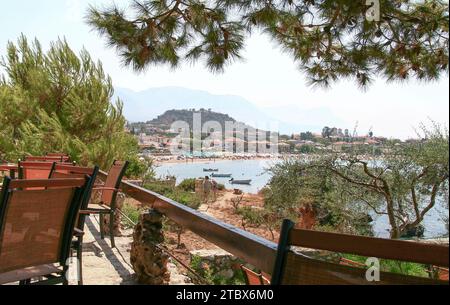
[130,210,170,285]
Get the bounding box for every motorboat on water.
[211,173,232,178]
[203,168,219,172]
[229,178,252,185]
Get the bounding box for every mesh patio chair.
[0,164,18,180]
[241,265,271,285]
[18,161,56,186]
[271,219,449,285]
[48,164,99,285]
[46,153,70,159]
[0,177,89,285]
[84,160,129,248]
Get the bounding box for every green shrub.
[169,190,201,210]
[190,255,246,285]
[144,181,175,196]
[144,180,201,210]
[237,207,264,228]
[179,178,196,192]
[121,203,142,229]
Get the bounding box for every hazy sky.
[0,0,448,139]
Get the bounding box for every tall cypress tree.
[0,35,147,176]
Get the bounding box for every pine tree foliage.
[0,35,147,176]
[87,0,449,88]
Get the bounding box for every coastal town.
[128,109,395,163]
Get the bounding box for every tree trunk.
[386,197,400,239]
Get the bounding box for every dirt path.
[158,189,280,270]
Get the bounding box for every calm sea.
[155,159,448,238]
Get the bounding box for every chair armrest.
[73,228,85,237]
[79,210,91,215]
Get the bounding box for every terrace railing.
[98,171,278,274]
[98,170,449,283]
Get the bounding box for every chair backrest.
[25,156,71,163]
[49,164,99,230]
[271,220,449,285]
[241,265,270,285]
[46,153,69,159]
[101,160,129,207]
[18,161,56,181]
[49,164,96,179]
[1,164,19,179]
[0,177,88,274]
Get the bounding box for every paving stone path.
[79,216,191,285]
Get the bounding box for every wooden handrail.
[290,229,449,268]
[98,171,278,274]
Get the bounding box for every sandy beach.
[152,154,287,166]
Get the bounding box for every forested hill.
[149,109,238,129]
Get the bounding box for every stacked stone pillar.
[130,209,170,285]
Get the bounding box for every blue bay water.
[155,159,448,238]
[155,159,277,194]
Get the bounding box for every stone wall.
[130,210,170,285]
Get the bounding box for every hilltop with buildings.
[128,109,395,156]
[128,109,276,154]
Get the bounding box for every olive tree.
[316,123,449,238]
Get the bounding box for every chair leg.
[77,236,83,285]
[99,214,105,239]
[110,210,115,248]
[62,266,69,285]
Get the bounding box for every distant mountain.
[147,109,271,135]
[114,86,271,123]
[114,86,343,134]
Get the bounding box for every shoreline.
[153,155,285,166]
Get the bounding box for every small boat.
[211,173,232,178]
[230,178,252,185]
[203,168,219,172]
